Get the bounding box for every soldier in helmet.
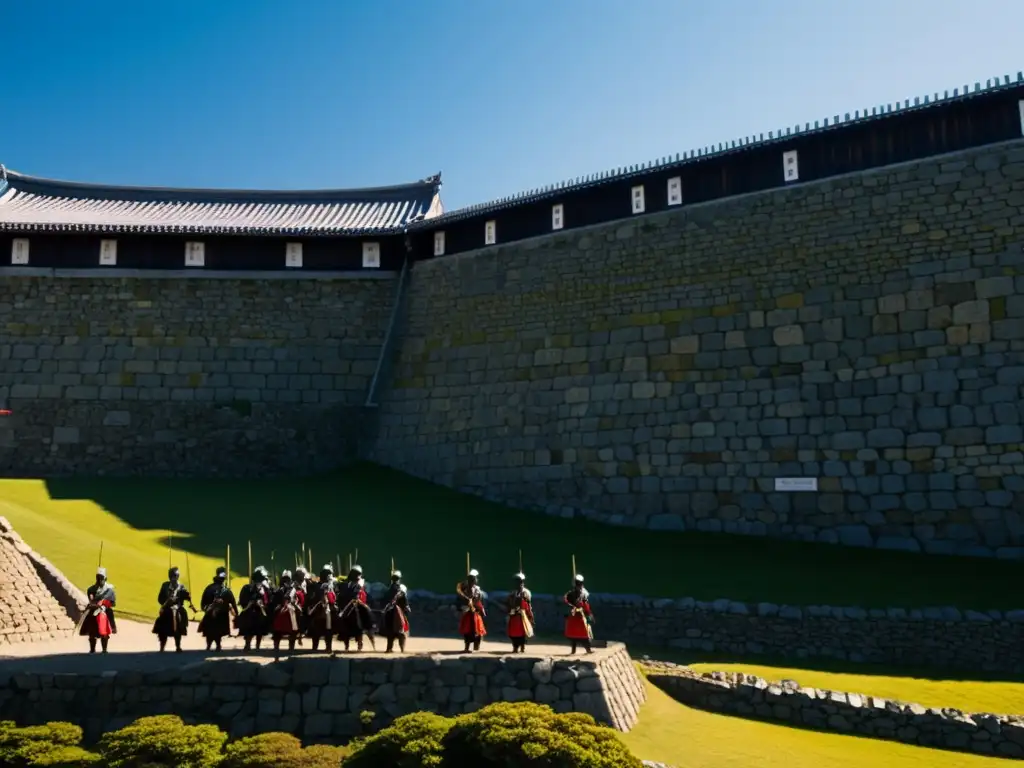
[198,566,236,651]
[237,566,272,651]
[153,566,195,652]
[564,574,594,654]
[336,565,376,651]
[307,564,339,653]
[78,567,117,654]
[380,569,411,653]
[292,565,312,645]
[270,570,305,660]
[505,572,535,653]
[456,569,487,653]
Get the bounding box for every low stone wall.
[0,517,87,625]
[388,587,1024,674]
[643,660,1024,760]
[0,644,645,742]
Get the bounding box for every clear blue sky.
[2,1,1022,210]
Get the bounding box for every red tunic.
[564,589,593,640]
[91,599,115,637]
[457,582,487,637]
[507,589,534,639]
[271,589,305,635]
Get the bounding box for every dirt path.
[0,620,601,674]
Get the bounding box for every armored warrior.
[456,569,487,652]
[306,564,339,652]
[292,565,312,644]
[336,565,376,651]
[564,574,594,654]
[505,572,534,653]
[380,569,411,653]
[152,566,195,652]
[78,567,117,654]
[237,566,272,651]
[198,567,237,651]
[270,570,305,660]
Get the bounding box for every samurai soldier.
[306,564,339,653]
[270,570,305,660]
[198,566,237,651]
[153,566,195,653]
[78,567,117,654]
[506,572,535,653]
[456,568,487,653]
[292,565,312,645]
[336,565,376,651]
[237,566,272,651]
[564,573,595,654]
[380,569,411,653]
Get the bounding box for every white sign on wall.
[783,150,799,182]
[99,239,117,266]
[667,177,682,206]
[775,477,818,492]
[184,241,205,267]
[285,242,303,268]
[362,242,381,269]
[1019,100,1024,136]
[10,238,29,265]
[484,220,496,245]
[631,185,645,214]
[552,203,564,231]
[433,231,446,256]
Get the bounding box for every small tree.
[0,721,98,767]
[441,701,643,768]
[341,711,452,768]
[97,715,226,768]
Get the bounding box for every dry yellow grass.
[621,677,1011,768]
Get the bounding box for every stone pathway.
[0,619,605,674]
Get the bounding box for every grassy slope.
[620,677,1011,768]
[0,462,1020,621]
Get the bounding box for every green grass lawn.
[0,461,1020,622]
[621,675,1012,768]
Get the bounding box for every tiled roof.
[0,168,443,236]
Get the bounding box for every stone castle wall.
[0,644,645,742]
[385,587,1024,675]
[642,660,1024,760]
[0,274,394,477]
[371,140,1024,558]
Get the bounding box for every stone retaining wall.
[643,660,1024,760]
[0,643,645,743]
[386,586,1024,674]
[0,519,80,644]
[0,516,87,626]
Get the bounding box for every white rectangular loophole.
[362,242,381,269]
[184,241,205,267]
[783,150,799,182]
[10,238,29,265]
[484,220,496,245]
[285,242,303,268]
[1019,100,1024,135]
[433,231,446,256]
[775,477,817,492]
[552,204,564,230]
[667,177,682,206]
[99,239,117,266]
[631,185,645,215]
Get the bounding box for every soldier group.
[78,563,596,658]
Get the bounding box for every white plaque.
[433,231,446,256]
[783,150,799,182]
[285,242,303,268]
[99,239,117,266]
[362,241,380,269]
[1019,100,1024,136]
[184,241,205,267]
[631,185,645,214]
[10,238,29,265]
[551,203,564,231]
[667,176,682,206]
[775,477,817,492]
[484,220,496,245]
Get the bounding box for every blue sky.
[2,1,1022,210]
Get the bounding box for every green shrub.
[442,701,643,768]
[341,711,452,768]
[221,733,303,768]
[0,722,97,768]
[301,744,351,767]
[97,715,226,768]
